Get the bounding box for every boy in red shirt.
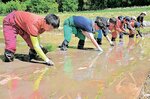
[3,10,60,66]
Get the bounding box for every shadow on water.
[0,53,48,65]
[58,45,95,51]
[15,53,29,62]
[0,53,30,62]
[15,53,49,65]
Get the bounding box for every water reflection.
[115,72,141,99]
[62,50,103,81]
[126,38,145,62]
[0,73,22,98]
[30,67,49,99]
[63,56,73,78]
[104,38,144,68]
[102,38,146,98]
[62,38,145,86]
[0,36,148,99]
[106,41,124,66]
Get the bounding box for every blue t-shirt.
[73,16,94,33]
[134,21,141,28]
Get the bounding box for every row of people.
[60,12,147,51]
[95,12,146,46]
[2,10,146,66]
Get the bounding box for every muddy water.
[0,37,150,99]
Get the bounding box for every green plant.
[0,2,7,14]
[30,0,58,13]
[23,0,32,12]
[62,0,78,12]
[5,0,26,13]
[44,44,56,52]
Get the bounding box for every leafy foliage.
[7,0,26,12]
[30,0,58,13]
[62,0,78,12]
[0,2,7,14]
[0,0,26,14]
[0,0,150,13]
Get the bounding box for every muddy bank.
[139,73,150,99]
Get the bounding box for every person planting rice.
[59,16,114,51]
[137,12,147,27]
[3,10,60,66]
[108,17,127,42]
[122,16,136,38]
[135,12,147,38]
[131,16,144,39]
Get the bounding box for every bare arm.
[105,35,114,46]
[82,31,103,51]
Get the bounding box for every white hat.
[141,12,147,15]
[131,16,136,20]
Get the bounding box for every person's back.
[73,16,93,32]
[60,15,114,52]
[14,11,44,36]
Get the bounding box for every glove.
[60,40,68,51]
[60,45,67,51]
[45,59,54,66]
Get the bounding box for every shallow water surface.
[0,37,150,99]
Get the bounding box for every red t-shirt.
[14,11,45,36]
[109,19,125,33]
[130,20,135,28]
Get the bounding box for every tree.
[62,0,78,12]
[56,0,63,12]
[78,0,84,11]
[30,0,58,13]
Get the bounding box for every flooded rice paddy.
[0,32,150,99]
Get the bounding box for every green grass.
[43,43,56,52]
[141,27,150,33]
[56,5,150,27]
[0,16,4,25]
